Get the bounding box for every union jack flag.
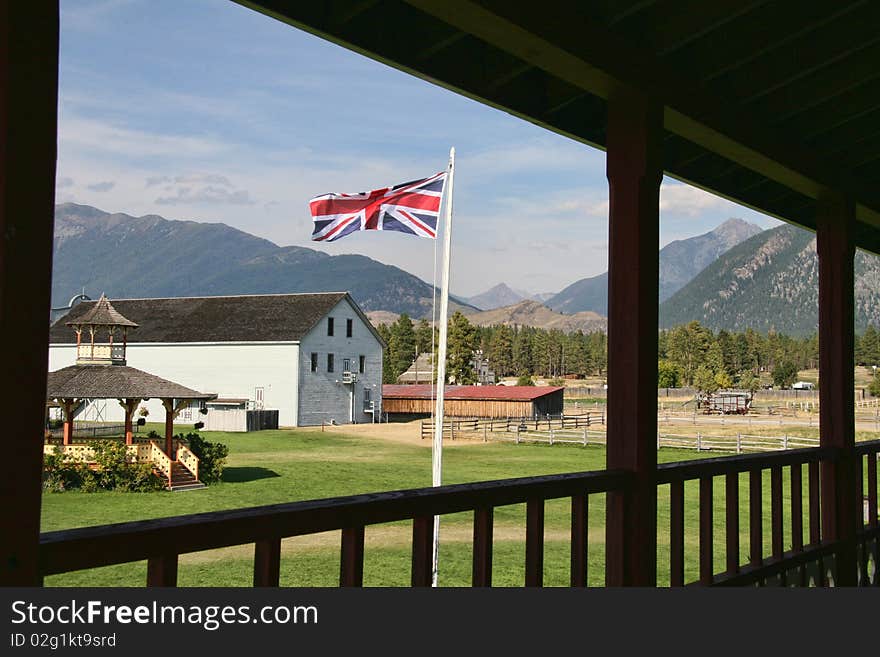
[309,171,446,242]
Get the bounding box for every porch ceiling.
[238,0,880,255]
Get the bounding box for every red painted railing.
[38,441,880,587]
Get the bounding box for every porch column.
[61,399,76,446]
[816,193,858,586]
[119,398,140,445]
[162,398,175,456]
[0,2,59,585]
[604,89,662,586]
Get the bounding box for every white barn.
[48,292,384,427]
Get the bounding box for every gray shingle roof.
[66,294,138,328]
[50,292,350,344]
[47,365,216,400]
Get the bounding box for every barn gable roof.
[382,385,564,401]
[49,292,380,344]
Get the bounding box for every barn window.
[310,353,318,372]
[359,355,365,373]
[346,318,353,337]
[327,317,334,336]
[327,353,334,373]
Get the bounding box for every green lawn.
[41,427,877,587]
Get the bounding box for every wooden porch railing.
[149,441,173,489]
[37,441,880,587]
[658,441,880,586]
[176,441,199,481]
[40,468,632,587]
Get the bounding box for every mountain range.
[51,204,880,336]
[51,203,477,318]
[659,223,880,335]
[466,300,607,333]
[541,218,763,315]
[463,283,554,310]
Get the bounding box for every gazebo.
[46,295,215,489]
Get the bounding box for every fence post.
[550,429,554,446]
[516,425,520,444]
[583,428,587,447]
[783,434,788,450]
[657,429,660,450]
[697,432,702,451]
[483,424,487,442]
[737,433,741,454]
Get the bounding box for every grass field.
[41,425,878,587]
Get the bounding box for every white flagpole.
[431,146,455,587]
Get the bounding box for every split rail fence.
[420,413,602,440]
[422,415,837,456]
[495,428,821,454]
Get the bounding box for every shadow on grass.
[221,467,281,483]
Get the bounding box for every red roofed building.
[382,385,563,418]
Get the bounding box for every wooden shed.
[382,385,564,419]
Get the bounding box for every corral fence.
[420,412,603,440]
[491,427,823,455]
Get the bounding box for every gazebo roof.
[47,365,215,400]
[66,294,138,329]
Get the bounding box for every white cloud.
[146,173,233,188]
[87,180,115,192]
[660,182,730,216]
[155,185,255,206]
[60,116,229,160]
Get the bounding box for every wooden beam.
[395,0,880,232]
[604,89,661,586]
[0,2,58,586]
[816,193,858,586]
[119,398,140,445]
[161,399,176,456]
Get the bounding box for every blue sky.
[56,0,782,297]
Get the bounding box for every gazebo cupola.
[66,294,138,366]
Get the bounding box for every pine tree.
[389,314,416,381]
[488,325,514,376]
[414,319,435,355]
[862,325,880,366]
[376,324,396,383]
[513,326,533,375]
[668,321,711,386]
[446,312,478,384]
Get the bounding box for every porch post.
[816,193,858,586]
[120,398,139,445]
[604,88,662,586]
[61,399,75,446]
[162,398,175,456]
[0,1,59,585]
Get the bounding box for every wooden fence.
[469,424,824,455]
[420,413,602,440]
